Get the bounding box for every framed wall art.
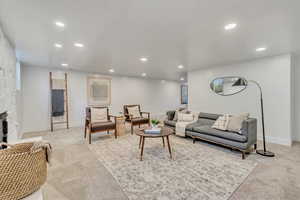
[87,76,111,106]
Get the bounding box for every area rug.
[89,135,257,200]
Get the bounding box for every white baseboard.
[258,135,292,146]
[293,137,300,142]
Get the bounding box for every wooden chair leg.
[140,136,145,161]
[84,120,87,139]
[114,128,117,139]
[193,137,196,144]
[89,132,92,144]
[162,137,165,147]
[254,143,257,150]
[131,124,133,135]
[242,151,245,159]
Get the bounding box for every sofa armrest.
[166,110,176,121]
[241,118,257,146]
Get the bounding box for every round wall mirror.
[210,76,248,96]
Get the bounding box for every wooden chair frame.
[123,104,150,134]
[84,107,117,144]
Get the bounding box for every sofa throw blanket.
[176,121,192,137]
[175,113,197,137]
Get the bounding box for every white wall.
[188,54,292,146]
[21,65,181,133]
[293,54,300,142]
[0,25,19,142]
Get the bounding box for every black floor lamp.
[246,80,275,157]
[211,76,275,157]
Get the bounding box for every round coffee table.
[135,126,174,161]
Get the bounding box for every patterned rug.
[88,134,257,200]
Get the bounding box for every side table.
[116,116,126,136]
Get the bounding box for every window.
[181,85,188,104]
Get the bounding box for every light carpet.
[89,134,257,200]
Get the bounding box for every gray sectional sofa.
[164,111,257,159]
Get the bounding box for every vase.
[151,124,158,129]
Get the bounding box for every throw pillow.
[174,109,190,121]
[177,113,194,122]
[127,106,141,118]
[91,108,108,123]
[212,114,229,131]
[227,113,250,133]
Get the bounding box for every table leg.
[140,136,145,161]
[166,135,172,159]
[162,137,165,147]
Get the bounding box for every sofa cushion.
[198,112,221,120]
[186,131,249,150]
[91,121,115,132]
[192,125,247,143]
[194,118,215,127]
[164,120,176,127]
[185,121,199,131]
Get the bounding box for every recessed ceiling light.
[256,47,267,52]
[140,57,148,62]
[180,77,185,81]
[178,65,184,69]
[74,43,84,47]
[54,43,63,48]
[55,21,65,27]
[61,63,68,67]
[224,23,237,30]
[109,69,115,73]
[141,73,147,77]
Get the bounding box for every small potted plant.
[151,119,160,128]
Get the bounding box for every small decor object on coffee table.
[144,127,161,134]
[136,126,174,161]
[151,119,160,128]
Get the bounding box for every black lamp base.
[256,150,275,157]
